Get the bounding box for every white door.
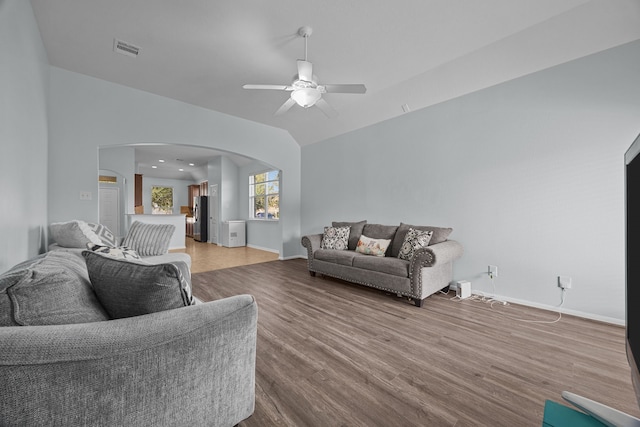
[209,184,219,245]
[99,187,120,237]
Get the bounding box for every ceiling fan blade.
[275,97,296,116]
[323,84,366,94]
[243,84,291,91]
[315,98,338,118]
[297,60,313,82]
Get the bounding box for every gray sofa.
[302,221,463,307]
[48,219,191,267]
[0,250,257,427]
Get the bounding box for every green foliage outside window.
[151,186,173,214]
[250,170,280,219]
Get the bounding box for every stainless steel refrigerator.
[193,196,208,242]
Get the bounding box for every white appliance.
[222,221,246,248]
[456,280,471,299]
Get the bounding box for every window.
[151,186,174,214]
[249,170,280,220]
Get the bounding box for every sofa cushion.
[352,255,410,277]
[49,220,104,248]
[0,252,109,326]
[86,243,141,260]
[361,225,398,257]
[314,249,358,266]
[355,235,392,257]
[397,228,433,261]
[332,220,367,251]
[87,223,118,246]
[320,226,350,250]
[83,251,195,319]
[122,221,175,256]
[390,223,453,257]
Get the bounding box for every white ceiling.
[31,0,640,147]
[133,144,254,181]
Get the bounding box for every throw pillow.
[355,235,392,257]
[320,226,350,250]
[361,224,399,241]
[397,228,434,261]
[390,223,453,257]
[121,221,175,256]
[0,252,109,326]
[87,223,118,246]
[332,220,367,251]
[86,243,141,260]
[49,220,103,248]
[83,251,195,319]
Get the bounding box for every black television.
[558,135,640,426]
[626,133,640,413]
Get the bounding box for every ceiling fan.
[243,26,366,117]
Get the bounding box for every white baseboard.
[280,255,306,261]
[246,243,279,254]
[461,289,624,326]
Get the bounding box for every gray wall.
[301,40,640,323]
[0,0,49,273]
[207,156,240,244]
[47,67,302,259]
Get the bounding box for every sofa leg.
[441,285,450,293]
[309,271,316,277]
[414,298,423,308]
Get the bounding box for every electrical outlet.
[79,191,92,201]
[488,265,498,278]
[558,276,572,289]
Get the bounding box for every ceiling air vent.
[113,39,140,58]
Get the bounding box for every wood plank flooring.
[170,237,279,274]
[192,259,640,426]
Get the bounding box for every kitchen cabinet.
[188,185,200,209]
[134,174,143,213]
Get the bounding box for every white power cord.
[449,278,567,324]
[486,273,507,306]
[489,288,566,324]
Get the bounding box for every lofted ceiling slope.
[30,0,640,146]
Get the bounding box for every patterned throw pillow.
[355,235,392,257]
[87,223,118,246]
[86,243,140,260]
[320,226,351,250]
[397,228,434,261]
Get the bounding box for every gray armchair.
[0,295,257,427]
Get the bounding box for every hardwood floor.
[170,237,279,273]
[192,259,640,427]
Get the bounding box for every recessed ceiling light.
[152,165,157,169]
[178,168,184,172]
[158,159,165,163]
[189,163,195,166]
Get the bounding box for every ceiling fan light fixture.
[291,88,321,108]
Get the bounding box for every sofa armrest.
[409,240,464,301]
[301,233,323,253]
[410,240,464,269]
[301,234,323,273]
[0,295,257,426]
